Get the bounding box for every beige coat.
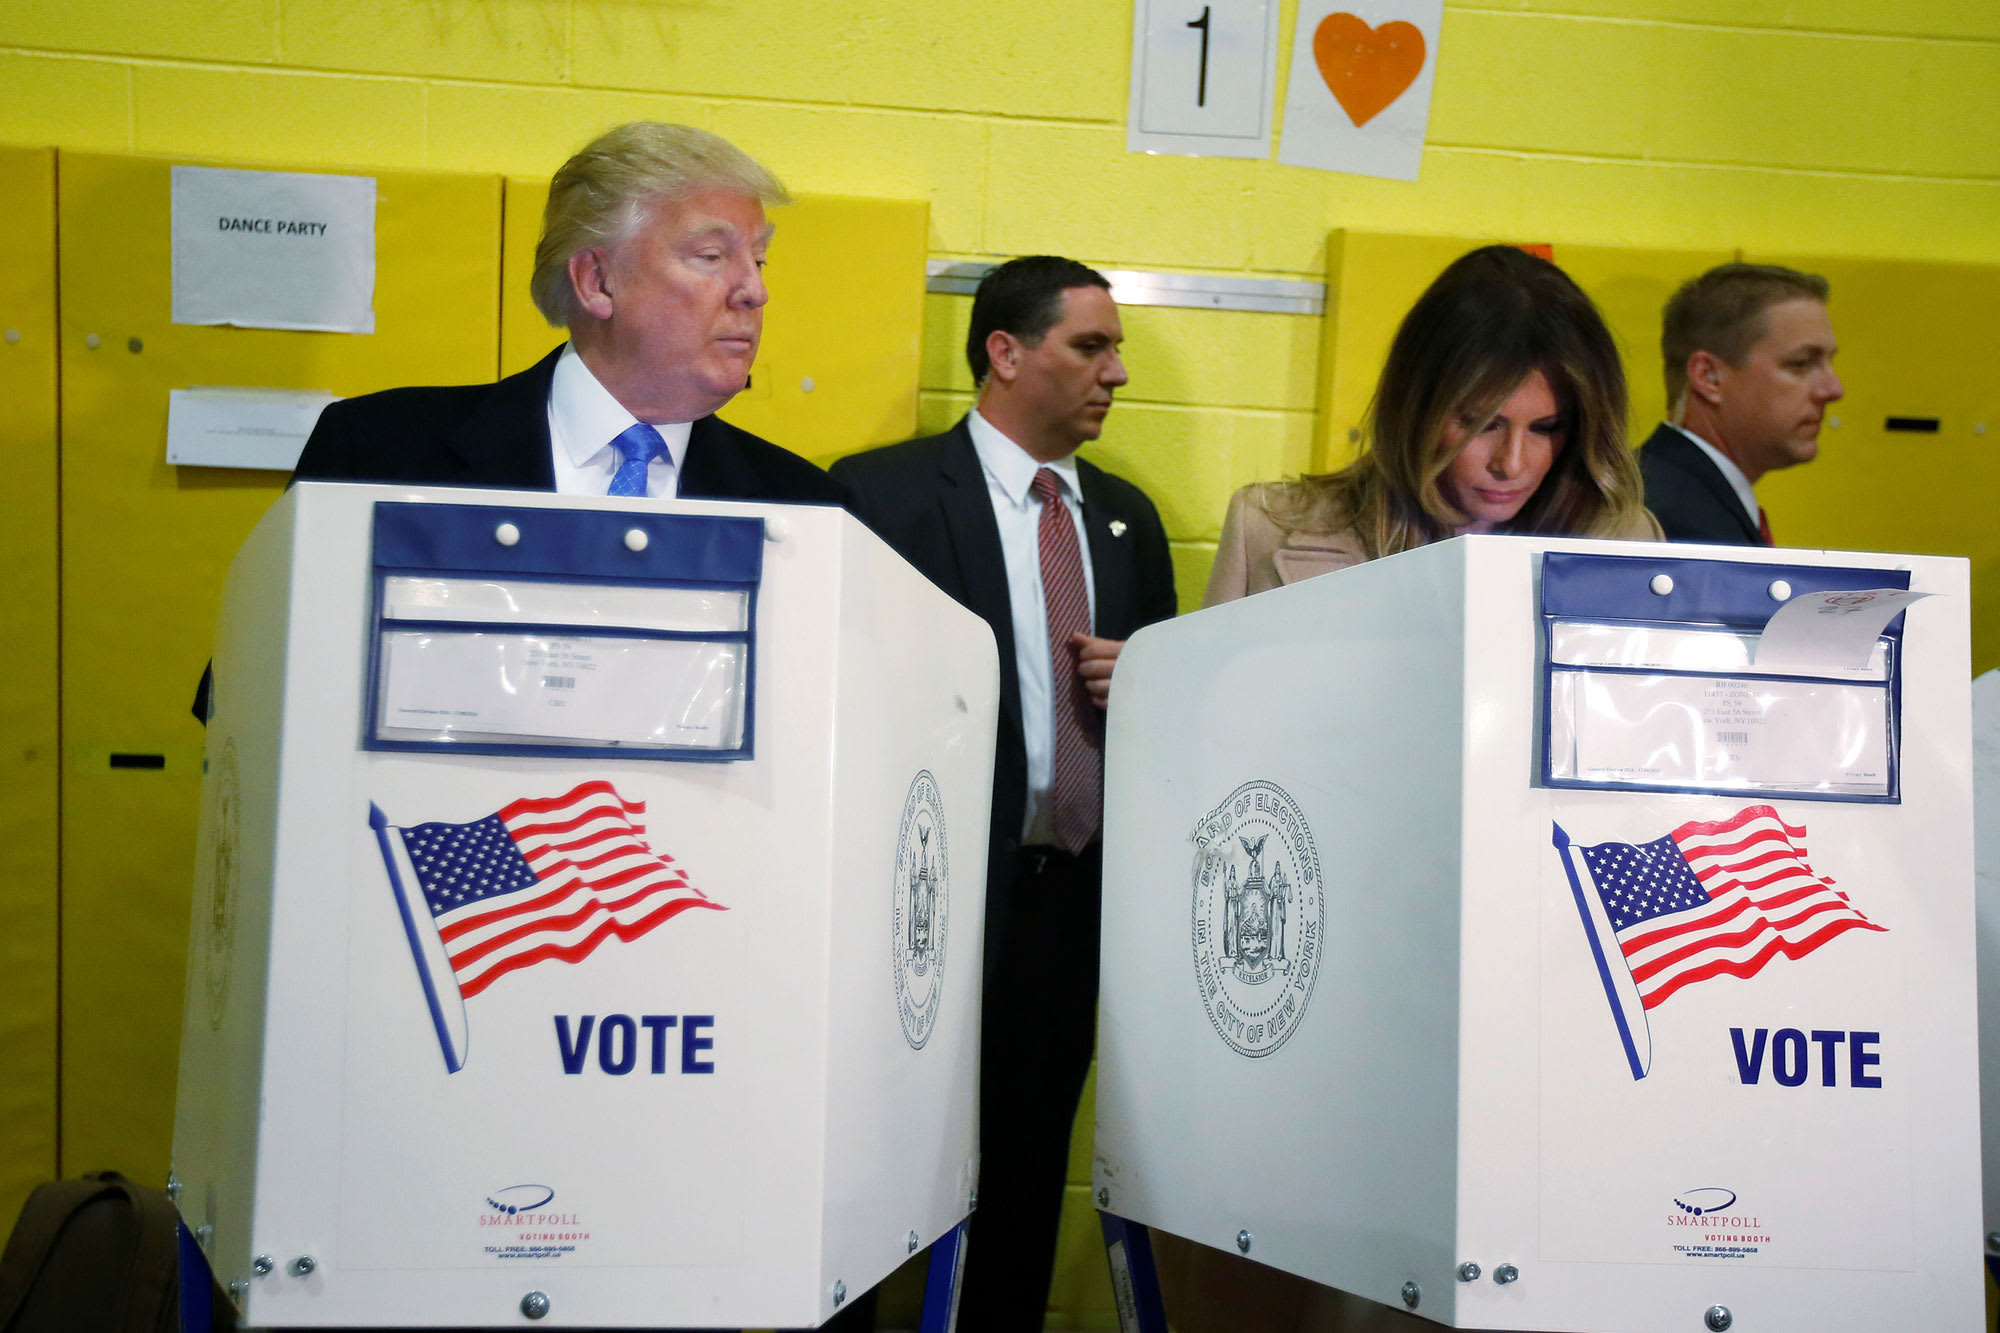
[1204,481,1661,608]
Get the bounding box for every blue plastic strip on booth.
[371,502,764,585]
[919,1220,968,1333]
[1541,551,1910,626]
[1098,1213,1171,1333]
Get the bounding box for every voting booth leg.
[178,1220,216,1332]
[1097,1214,1169,1333]
[917,1220,968,1333]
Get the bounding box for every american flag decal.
[370,781,724,1072]
[1553,805,1885,1080]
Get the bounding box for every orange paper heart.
[1313,13,1426,128]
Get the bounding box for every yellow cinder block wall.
[6,2,1999,1328]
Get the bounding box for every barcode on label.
[1716,731,1750,745]
[541,675,577,690]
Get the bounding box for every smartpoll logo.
[1673,1187,1736,1217]
[1552,805,1886,1080]
[370,780,725,1072]
[479,1183,591,1261]
[486,1185,555,1217]
[1667,1187,1772,1259]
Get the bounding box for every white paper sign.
[171,165,377,333]
[166,387,337,470]
[1128,0,1282,158]
[1756,588,1929,673]
[1277,0,1441,181]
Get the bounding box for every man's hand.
[1071,633,1125,710]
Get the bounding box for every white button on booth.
[1096,533,1978,1331]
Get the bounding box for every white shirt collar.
[966,408,1084,507]
[549,343,692,472]
[1667,423,1760,525]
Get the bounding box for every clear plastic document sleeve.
[1546,667,1891,795]
[1540,553,1911,802]
[365,501,765,761]
[375,630,745,750]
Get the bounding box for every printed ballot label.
[377,631,745,751]
[1551,671,1890,796]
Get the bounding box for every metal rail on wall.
[926,260,1325,316]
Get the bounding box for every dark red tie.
[1032,468,1101,855]
[1757,507,1774,546]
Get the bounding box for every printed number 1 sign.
[1128,0,1282,158]
[1279,0,1442,180]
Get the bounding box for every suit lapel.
[680,415,758,499]
[1077,459,1133,638]
[935,426,1019,677]
[1657,427,1761,544]
[443,346,562,490]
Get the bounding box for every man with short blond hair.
[291,121,840,506]
[1638,263,1843,546]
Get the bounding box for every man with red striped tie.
[1638,262,1844,546]
[833,256,1177,1330]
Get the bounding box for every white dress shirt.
[546,344,693,498]
[966,409,1098,847]
[1669,423,1760,529]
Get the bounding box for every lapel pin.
[1108,519,1128,537]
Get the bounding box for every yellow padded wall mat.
[0,145,60,1224]
[1751,254,2000,674]
[500,180,926,465]
[1317,232,1489,473]
[56,150,501,1181]
[1316,231,1734,475]
[1554,241,1743,443]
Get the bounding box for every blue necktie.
[607,422,666,497]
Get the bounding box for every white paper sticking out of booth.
[173,483,998,1328]
[1097,534,1978,1331]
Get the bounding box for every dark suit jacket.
[1636,423,1763,545]
[829,418,1178,939]
[292,345,847,506]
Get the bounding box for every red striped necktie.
[1757,507,1774,546]
[1032,467,1102,855]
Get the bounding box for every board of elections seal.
[1190,780,1324,1058]
[891,770,949,1050]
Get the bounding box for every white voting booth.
[1096,534,1979,1331]
[172,482,997,1328]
